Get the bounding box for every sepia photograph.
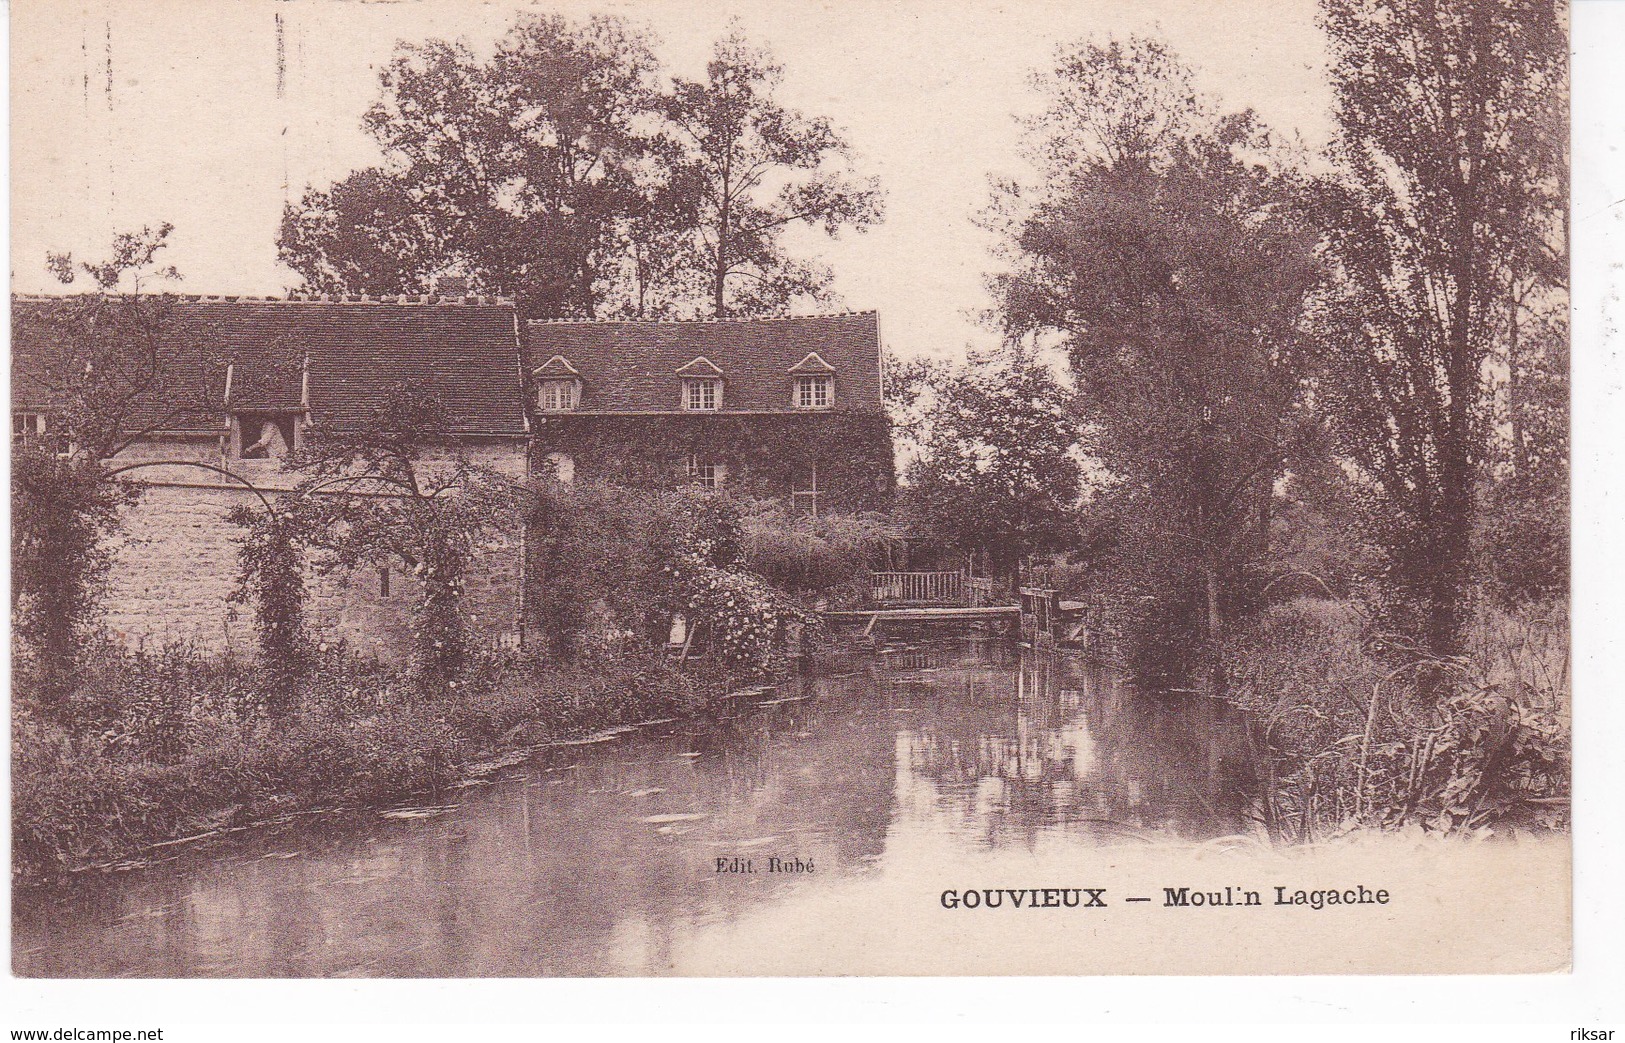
[7,0,1583,993]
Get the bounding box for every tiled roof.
[789,351,837,373]
[10,295,528,436]
[525,312,883,414]
[533,354,581,378]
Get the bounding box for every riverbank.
[14,637,1570,977]
[11,642,764,885]
[1221,597,1570,842]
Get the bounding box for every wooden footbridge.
[819,571,1021,638]
[816,569,1109,650]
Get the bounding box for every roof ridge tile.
[525,309,876,326]
[12,291,515,307]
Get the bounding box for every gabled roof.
[10,295,529,436]
[788,351,837,373]
[524,312,883,414]
[533,354,582,378]
[674,356,724,376]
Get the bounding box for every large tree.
[664,27,883,316]
[1315,0,1566,654]
[280,14,671,318]
[281,16,883,320]
[901,348,1083,583]
[993,38,1323,650]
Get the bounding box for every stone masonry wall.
[99,438,527,658]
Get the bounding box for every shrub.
[10,452,137,706]
[11,642,745,883]
[740,505,905,594]
[529,481,811,668]
[1223,597,1570,842]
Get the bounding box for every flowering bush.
[652,489,811,673]
[665,558,808,673]
[534,481,810,669]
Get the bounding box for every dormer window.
[532,356,583,413]
[537,379,579,412]
[233,413,297,460]
[794,374,833,409]
[683,378,721,411]
[676,356,724,411]
[788,351,837,410]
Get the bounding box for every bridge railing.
[868,570,967,606]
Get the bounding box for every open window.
[686,453,727,490]
[233,413,297,460]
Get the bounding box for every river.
[13,637,1261,977]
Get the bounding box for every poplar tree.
[1315,0,1566,653]
[993,37,1322,652]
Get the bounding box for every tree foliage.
[664,25,883,316]
[227,502,309,716]
[992,37,1324,650]
[11,226,200,706]
[17,225,219,461]
[279,15,881,319]
[281,15,669,318]
[1314,0,1567,653]
[280,386,518,688]
[528,481,808,672]
[900,348,1083,579]
[11,455,136,707]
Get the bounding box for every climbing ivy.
[227,500,308,717]
[531,412,895,513]
[10,451,139,709]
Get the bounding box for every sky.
[10,0,1335,361]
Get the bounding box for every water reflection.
[14,639,1257,977]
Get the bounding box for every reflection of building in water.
[872,636,1015,674]
[893,648,1257,845]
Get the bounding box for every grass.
[1221,597,1570,843]
[11,642,745,884]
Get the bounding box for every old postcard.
[9,0,1570,980]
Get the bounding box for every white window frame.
[683,377,722,411]
[793,374,833,410]
[687,453,726,489]
[537,379,579,412]
[12,411,47,447]
[792,460,820,518]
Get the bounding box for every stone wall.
[99,437,528,658]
